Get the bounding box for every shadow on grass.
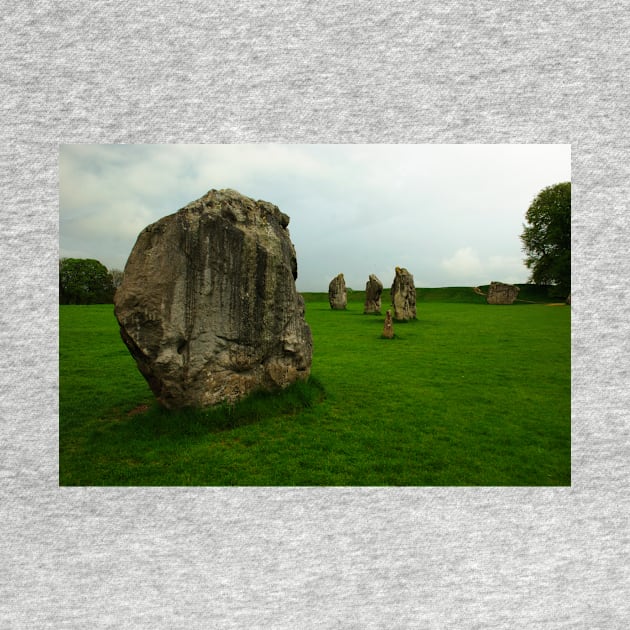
[95,377,326,444]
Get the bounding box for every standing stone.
[486,281,520,305]
[114,188,313,409]
[364,274,383,314]
[391,266,417,320]
[382,310,394,339]
[328,273,347,310]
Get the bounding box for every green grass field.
[59,287,570,486]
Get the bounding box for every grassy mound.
[303,284,565,307]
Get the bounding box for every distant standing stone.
[364,274,383,314]
[486,281,520,305]
[382,310,394,338]
[114,188,313,409]
[391,267,417,320]
[328,273,347,310]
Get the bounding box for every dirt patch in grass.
[128,403,151,416]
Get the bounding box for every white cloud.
[62,201,153,242]
[441,248,484,283]
[486,255,529,284]
[441,248,528,286]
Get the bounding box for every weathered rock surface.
[328,273,347,310]
[114,188,313,409]
[382,310,394,339]
[364,274,383,314]
[486,281,520,305]
[391,267,416,320]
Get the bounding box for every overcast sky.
[59,144,570,292]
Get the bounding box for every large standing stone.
[328,273,347,310]
[486,281,520,305]
[364,274,383,314]
[391,267,417,320]
[114,188,313,409]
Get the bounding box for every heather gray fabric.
[2,1,629,628]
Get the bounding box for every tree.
[108,268,124,290]
[520,182,571,296]
[59,258,115,304]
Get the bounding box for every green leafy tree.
[521,182,571,296]
[59,258,115,304]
